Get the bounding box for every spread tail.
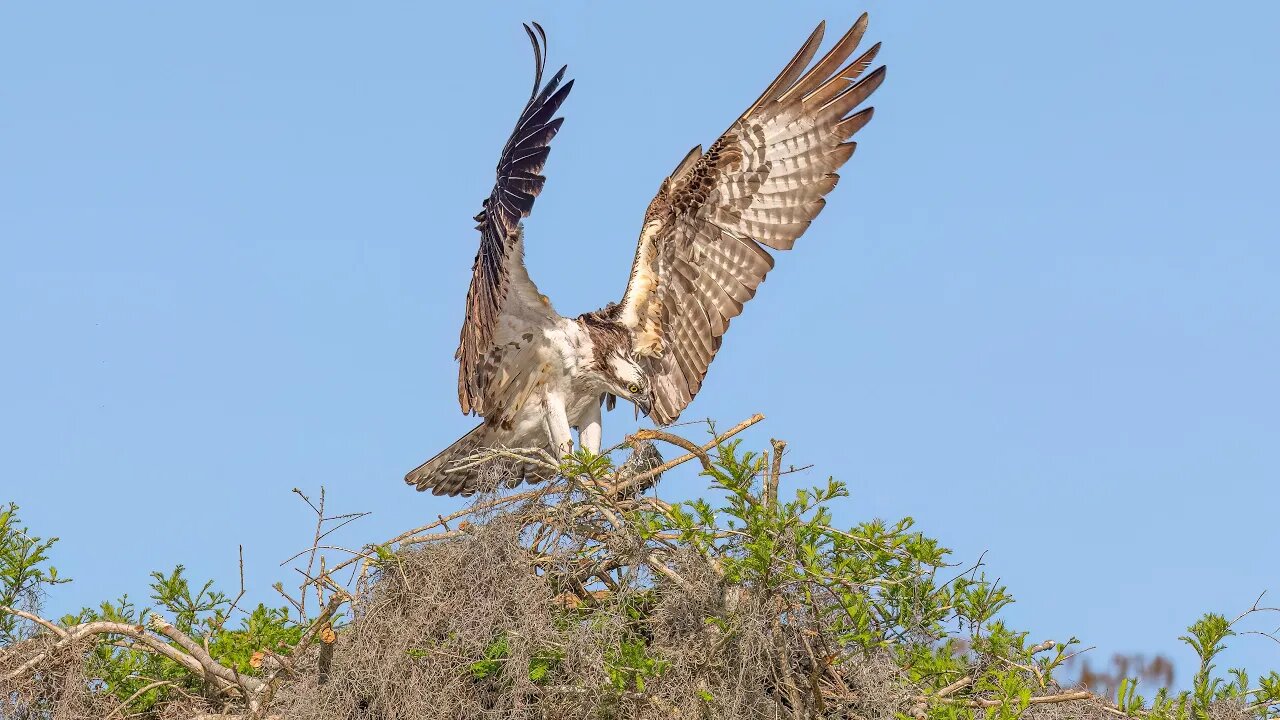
[404,423,553,496]
[405,424,488,496]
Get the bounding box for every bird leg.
[577,400,602,455]
[542,390,574,458]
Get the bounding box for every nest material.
[271,517,909,720]
[1,422,1264,720]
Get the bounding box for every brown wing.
[456,23,573,415]
[611,14,884,425]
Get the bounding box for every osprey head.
[580,308,655,418]
[604,350,653,418]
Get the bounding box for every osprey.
[407,16,885,495]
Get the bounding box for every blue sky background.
[2,1,1277,687]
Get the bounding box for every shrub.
[2,419,1276,719]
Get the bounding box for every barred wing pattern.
[457,23,573,416]
[612,15,884,425]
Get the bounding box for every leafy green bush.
[55,566,303,715]
[2,425,1277,719]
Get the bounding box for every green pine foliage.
[1,503,68,645]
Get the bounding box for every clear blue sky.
[2,1,1277,687]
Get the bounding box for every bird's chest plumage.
[538,321,602,407]
[488,316,600,428]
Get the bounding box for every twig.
[935,675,972,698]
[299,487,326,621]
[767,438,785,510]
[213,545,247,635]
[291,488,320,516]
[1028,639,1056,654]
[628,428,714,471]
[273,584,303,615]
[326,485,552,577]
[104,679,176,720]
[612,413,765,495]
[1233,591,1280,625]
[930,690,1096,708]
[1,605,68,638]
[399,528,469,547]
[317,511,372,543]
[279,544,375,567]
[646,555,695,593]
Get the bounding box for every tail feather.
[405,424,487,496]
[405,423,553,496]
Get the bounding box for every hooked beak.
[633,396,651,420]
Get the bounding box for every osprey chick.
[407,17,885,495]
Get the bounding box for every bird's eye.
[627,383,641,394]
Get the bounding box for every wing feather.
[456,24,573,416]
[778,15,868,103]
[742,22,827,117]
[609,14,885,424]
[805,43,882,108]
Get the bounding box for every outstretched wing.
[457,23,573,416]
[611,14,884,425]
